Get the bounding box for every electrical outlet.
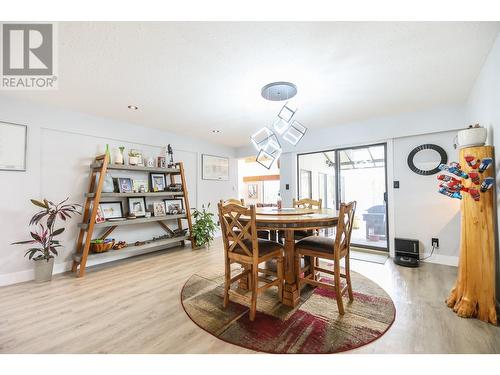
[432,238,439,248]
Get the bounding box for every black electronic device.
[393,237,420,268]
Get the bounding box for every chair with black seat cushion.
[294,201,356,315]
[218,202,284,321]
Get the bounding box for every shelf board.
[91,162,180,174]
[73,235,190,264]
[85,191,184,198]
[78,214,187,229]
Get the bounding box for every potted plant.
[128,150,140,165]
[12,198,81,283]
[191,203,218,249]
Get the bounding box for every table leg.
[283,229,300,307]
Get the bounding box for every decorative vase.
[113,148,124,165]
[34,257,54,283]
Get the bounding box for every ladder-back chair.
[294,201,357,315]
[218,202,284,321]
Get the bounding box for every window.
[299,169,312,199]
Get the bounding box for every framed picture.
[133,179,148,193]
[153,201,166,217]
[150,173,166,192]
[0,121,27,171]
[202,154,229,181]
[128,197,146,217]
[248,183,258,199]
[99,201,123,219]
[117,177,133,193]
[164,199,183,214]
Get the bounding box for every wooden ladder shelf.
[71,153,194,277]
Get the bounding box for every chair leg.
[345,255,354,302]
[310,256,316,281]
[277,256,284,302]
[334,259,345,315]
[249,265,258,321]
[223,257,230,309]
[295,253,302,299]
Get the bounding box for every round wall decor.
[407,144,448,176]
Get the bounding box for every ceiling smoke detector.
[261,82,297,101]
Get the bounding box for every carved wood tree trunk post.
[446,145,497,325]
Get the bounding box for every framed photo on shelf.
[128,197,146,217]
[153,201,166,216]
[164,199,183,214]
[202,154,229,181]
[132,179,148,193]
[117,177,133,193]
[99,201,123,219]
[150,173,166,192]
[0,121,27,171]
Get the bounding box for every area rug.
[181,268,396,354]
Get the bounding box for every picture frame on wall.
[202,154,229,181]
[0,121,27,171]
[150,173,166,192]
[128,197,146,217]
[99,201,123,219]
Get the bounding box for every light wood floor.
[1,238,499,354]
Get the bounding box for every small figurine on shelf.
[146,156,155,168]
[167,144,176,168]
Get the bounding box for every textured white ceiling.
[3,22,499,146]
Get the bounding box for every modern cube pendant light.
[282,119,307,146]
[256,149,276,169]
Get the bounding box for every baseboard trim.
[0,261,73,287]
[421,254,458,267]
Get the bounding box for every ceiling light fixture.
[261,82,297,101]
[127,105,138,110]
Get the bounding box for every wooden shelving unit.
[71,153,194,277]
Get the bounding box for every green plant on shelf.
[191,203,218,248]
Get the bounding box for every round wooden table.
[253,207,339,307]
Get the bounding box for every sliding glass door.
[297,143,388,252]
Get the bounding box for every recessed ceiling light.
[212,130,221,133]
[127,105,138,110]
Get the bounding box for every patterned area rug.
[181,268,396,354]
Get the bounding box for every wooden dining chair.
[218,202,284,321]
[221,199,269,240]
[292,198,322,239]
[294,201,357,315]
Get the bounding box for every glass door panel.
[338,144,387,250]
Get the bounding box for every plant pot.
[457,127,487,148]
[129,156,139,165]
[34,257,54,283]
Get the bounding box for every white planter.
[129,156,139,165]
[457,127,487,148]
[34,257,54,283]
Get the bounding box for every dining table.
[241,207,339,308]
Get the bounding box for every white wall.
[393,131,460,264]
[465,32,500,304]
[0,95,237,285]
